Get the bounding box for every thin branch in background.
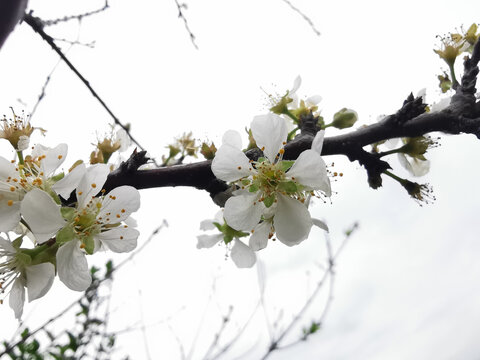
[30,19,84,119]
[137,288,152,360]
[0,222,167,356]
[52,37,96,48]
[201,305,233,360]
[167,322,187,360]
[260,223,358,360]
[23,13,157,164]
[42,1,110,26]
[174,0,199,49]
[280,0,321,37]
[208,301,261,360]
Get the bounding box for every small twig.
[43,1,109,26]
[23,13,149,155]
[260,225,356,360]
[0,223,167,356]
[280,0,321,37]
[174,0,198,49]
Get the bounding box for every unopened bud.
[332,108,358,129]
[200,142,217,160]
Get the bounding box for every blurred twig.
[174,0,198,49]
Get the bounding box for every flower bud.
[200,142,217,160]
[332,108,358,129]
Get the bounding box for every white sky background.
[1,0,480,359]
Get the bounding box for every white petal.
[274,194,313,246]
[199,219,216,231]
[77,164,110,209]
[287,149,331,195]
[222,130,242,149]
[311,130,325,154]
[398,154,430,177]
[0,156,18,179]
[115,128,131,152]
[249,221,270,251]
[98,186,140,222]
[52,163,86,199]
[224,194,264,231]
[96,227,139,253]
[312,218,329,232]
[21,189,65,244]
[251,114,287,163]
[306,95,322,106]
[231,239,256,268]
[0,237,16,253]
[25,263,55,302]
[197,234,223,249]
[9,277,25,319]
[35,143,68,176]
[57,240,92,291]
[0,200,21,233]
[211,144,253,182]
[290,75,302,94]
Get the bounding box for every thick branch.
[103,39,480,202]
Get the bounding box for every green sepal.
[56,226,75,244]
[279,160,294,172]
[50,172,65,183]
[16,251,32,266]
[278,181,297,193]
[241,179,251,186]
[257,157,266,163]
[223,234,234,245]
[30,244,58,266]
[61,207,76,221]
[12,236,24,249]
[263,194,276,208]
[249,184,259,192]
[83,236,95,255]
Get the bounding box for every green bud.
[400,137,435,158]
[332,108,358,129]
[200,142,217,160]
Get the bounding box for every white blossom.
[0,143,67,232]
[212,114,330,248]
[0,237,55,319]
[22,164,141,291]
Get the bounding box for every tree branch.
[103,37,479,202]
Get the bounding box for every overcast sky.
[1,0,480,359]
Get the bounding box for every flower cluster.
[202,110,330,267]
[0,117,140,319]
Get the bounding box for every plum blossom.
[197,211,256,268]
[0,143,67,232]
[21,164,140,291]
[212,113,330,248]
[0,237,55,319]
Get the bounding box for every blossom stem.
[377,148,403,157]
[284,109,298,122]
[287,127,299,141]
[448,63,458,88]
[16,150,24,165]
[383,170,405,184]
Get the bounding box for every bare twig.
[280,0,321,37]
[174,0,199,49]
[0,223,167,356]
[23,13,150,156]
[260,224,357,360]
[43,1,109,26]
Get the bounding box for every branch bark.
[104,38,480,202]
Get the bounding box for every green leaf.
[279,160,294,172]
[263,194,275,208]
[278,181,297,193]
[56,226,75,244]
[60,207,76,221]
